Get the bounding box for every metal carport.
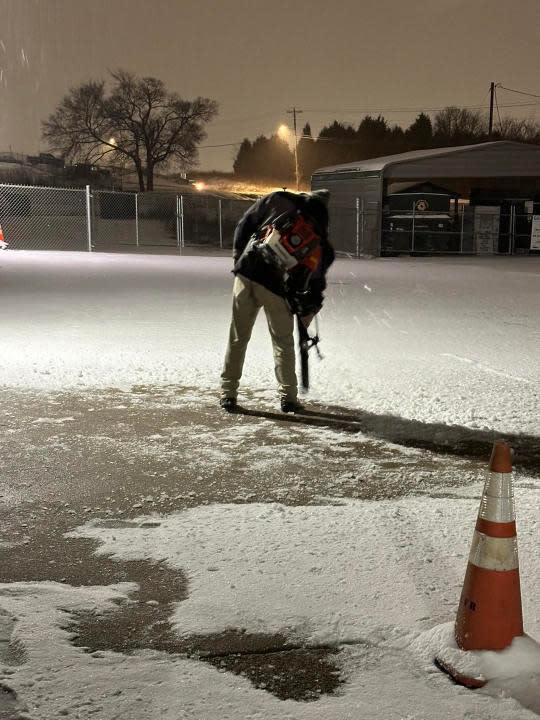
[311,141,540,256]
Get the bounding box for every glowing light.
[193,181,206,192]
[109,137,117,146]
[278,124,290,140]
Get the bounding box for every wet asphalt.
[0,384,538,707]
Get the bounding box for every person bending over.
[220,189,334,413]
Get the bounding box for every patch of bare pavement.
[0,385,538,705]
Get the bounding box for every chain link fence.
[92,190,137,249]
[181,194,220,247]
[0,183,252,253]
[220,198,252,250]
[0,183,88,251]
[137,192,178,248]
[380,207,539,255]
[327,203,382,257]
[1,182,538,256]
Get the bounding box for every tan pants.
[221,275,297,401]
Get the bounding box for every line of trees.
[233,108,540,184]
[233,134,294,181]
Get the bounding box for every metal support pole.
[287,107,303,191]
[361,196,365,255]
[411,201,416,253]
[510,205,515,255]
[488,81,495,140]
[134,193,139,247]
[355,197,360,258]
[180,195,185,250]
[293,129,299,191]
[218,198,223,249]
[85,185,92,252]
[176,196,181,251]
[460,204,465,254]
[506,206,510,256]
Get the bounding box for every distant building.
[27,153,64,169]
[0,151,117,188]
[63,163,113,187]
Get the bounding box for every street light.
[277,124,290,141]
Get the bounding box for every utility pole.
[488,82,495,140]
[287,107,303,190]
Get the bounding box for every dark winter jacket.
[232,191,334,314]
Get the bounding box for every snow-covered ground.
[1,251,539,434]
[0,250,539,719]
[1,495,539,719]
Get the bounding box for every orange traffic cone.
[0,224,7,249]
[437,440,523,688]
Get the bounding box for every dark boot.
[280,398,304,414]
[220,397,237,412]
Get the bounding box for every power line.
[494,86,503,131]
[300,135,367,144]
[200,91,540,151]
[206,94,540,128]
[488,101,540,108]
[304,106,473,114]
[478,87,492,108]
[209,111,283,129]
[206,95,540,135]
[302,100,540,114]
[200,141,243,149]
[498,85,540,100]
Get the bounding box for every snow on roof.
[312,141,540,176]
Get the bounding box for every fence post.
[134,193,139,247]
[460,205,465,253]
[411,201,416,253]
[355,197,360,257]
[85,185,93,252]
[180,194,185,249]
[510,205,515,255]
[176,196,181,252]
[361,197,365,256]
[218,198,223,249]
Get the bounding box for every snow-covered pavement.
[0,250,539,719]
[1,251,538,434]
[0,495,539,719]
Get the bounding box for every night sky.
[2,0,540,171]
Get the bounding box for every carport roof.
[312,141,540,178]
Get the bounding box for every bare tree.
[433,106,487,147]
[493,116,540,143]
[42,70,218,191]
